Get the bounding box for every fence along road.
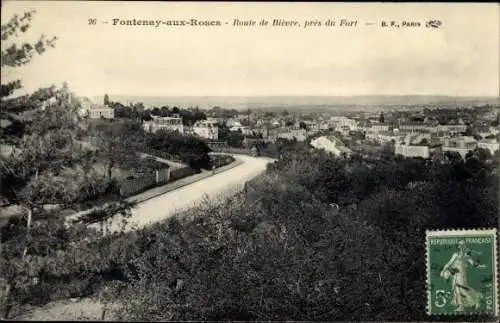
[91,154,275,234]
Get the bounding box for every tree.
[1,85,95,256]
[1,10,57,145]
[1,9,69,264]
[474,147,492,162]
[299,121,307,130]
[379,112,385,124]
[0,12,137,319]
[146,130,212,170]
[92,119,146,179]
[1,10,57,100]
[212,106,221,116]
[141,110,153,121]
[179,108,207,126]
[104,94,110,106]
[227,131,245,148]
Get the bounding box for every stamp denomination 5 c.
[426,229,498,316]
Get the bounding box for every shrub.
[2,135,497,321]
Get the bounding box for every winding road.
[92,154,275,233]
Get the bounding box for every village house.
[277,128,307,142]
[310,135,352,158]
[442,136,478,158]
[394,133,431,159]
[477,138,499,155]
[369,124,391,133]
[84,102,115,119]
[436,124,468,135]
[319,122,331,131]
[365,131,401,144]
[230,125,252,135]
[193,119,219,140]
[143,114,184,134]
[250,127,269,139]
[226,118,242,128]
[475,106,498,121]
[303,120,321,132]
[395,144,430,159]
[475,125,499,139]
[397,122,430,134]
[329,116,358,131]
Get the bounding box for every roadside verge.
[67,157,244,224]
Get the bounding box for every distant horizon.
[94,94,500,98]
[88,93,500,111]
[2,2,498,99]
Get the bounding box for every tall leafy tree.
[92,119,146,179]
[0,12,121,318]
[1,85,98,254]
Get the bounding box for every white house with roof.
[193,119,219,140]
[226,118,242,128]
[310,136,352,157]
[477,138,499,155]
[442,136,478,158]
[366,131,402,145]
[79,97,114,119]
[276,128,307,142]
[143,115,184,134]
[394,134,430,158]
[370,124,391,133]
[88,105,114,119]
[329,116,358,130]
[395,145,430,159]
[436,124,467,136]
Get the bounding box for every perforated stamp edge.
[425,228,498,317]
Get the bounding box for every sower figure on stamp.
[440,240,487,312]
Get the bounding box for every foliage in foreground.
[109,149,497,321]
[3,141,498,321]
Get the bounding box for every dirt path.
[15,297,119,321]
[93,154,273,234]
[16,154,275,321]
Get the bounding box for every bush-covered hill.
[2,139,498,321]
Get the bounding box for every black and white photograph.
[1,1,499,321]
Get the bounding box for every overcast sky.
[1,1,499,97]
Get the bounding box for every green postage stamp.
[426,229,498,316]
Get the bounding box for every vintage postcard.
[1,1,499,321]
